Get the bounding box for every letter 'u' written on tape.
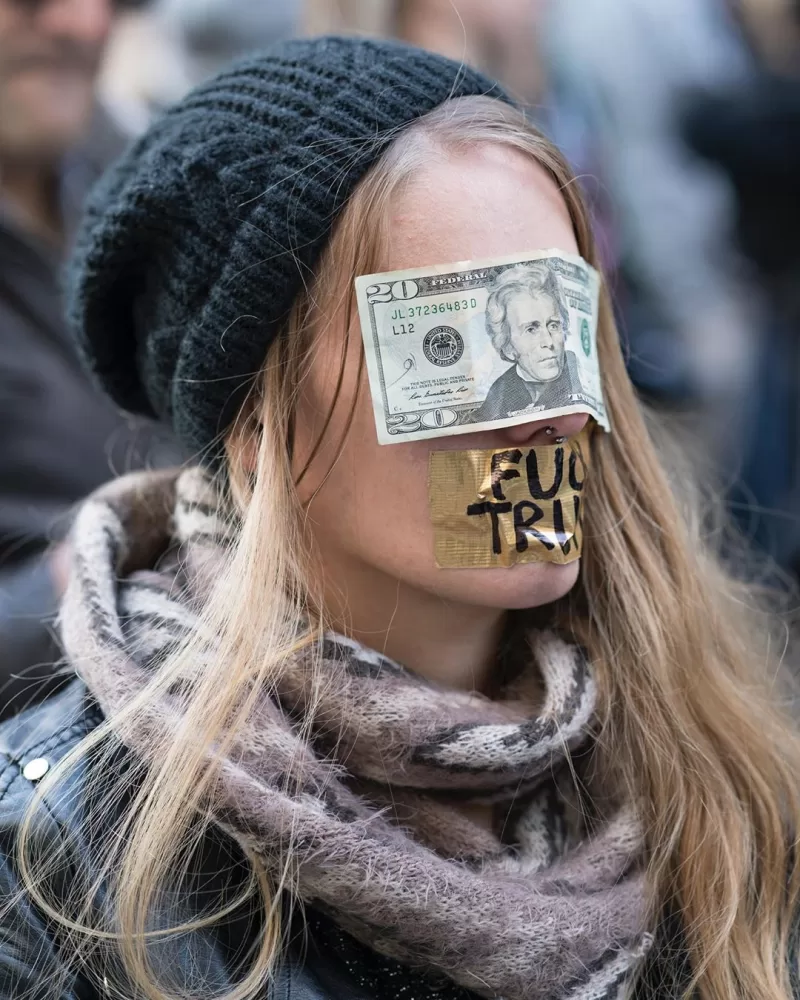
[428,427,591,569]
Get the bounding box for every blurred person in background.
[305,0,546,106]
[542,0,800,568]
[544,0,761,444]
[543,0,800,572]
[683,0,800,567]
[392,0,545,106]
[0,0,177,718]
[101,0,540,153]
[159,0,299,86]
[735,0,800,71]
[98,0,300,130]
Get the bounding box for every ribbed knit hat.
[68,36,511,460]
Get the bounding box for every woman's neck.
[319,560,507,692]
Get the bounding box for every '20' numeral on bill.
[366,280,420,304]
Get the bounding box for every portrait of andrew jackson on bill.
[475,261,584,422]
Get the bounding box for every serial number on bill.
[389,298,479,323]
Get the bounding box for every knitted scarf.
[61,468,654,1000]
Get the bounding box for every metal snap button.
[22,757,49,781]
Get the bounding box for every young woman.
[1,36,799,1000]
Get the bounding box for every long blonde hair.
[19,96,800,1000]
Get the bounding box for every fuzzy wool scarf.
[61,468,654,1000]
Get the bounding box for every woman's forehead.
[385,144,578,272]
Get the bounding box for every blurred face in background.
[0,0,113,164]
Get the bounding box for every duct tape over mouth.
[428,426,591,569]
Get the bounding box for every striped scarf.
[61,467,653,1000]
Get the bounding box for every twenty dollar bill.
[355,249,608,444]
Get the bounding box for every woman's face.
[292,143,589,612]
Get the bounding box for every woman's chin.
[430,559,581,611]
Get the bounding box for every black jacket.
[0,682,489,1000]
[0,109,179,717]
[0,682,704,999]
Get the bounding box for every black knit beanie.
[68,36,512,461]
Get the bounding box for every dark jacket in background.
[683,74,800,314]
[0,110,179,718]
[682,73,800,570]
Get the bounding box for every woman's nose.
[498,412,590,447]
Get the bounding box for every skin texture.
[506,291,566,381]
[292,144,589,691]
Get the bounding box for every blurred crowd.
[1,0,799,717]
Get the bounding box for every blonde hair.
[18,96,800,1000]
